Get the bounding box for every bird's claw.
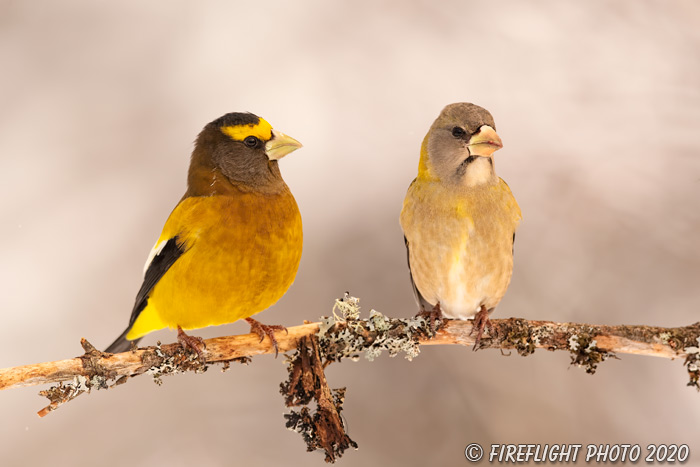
[470,305,494,350]
[245,317,287,357]
[177,325,207,360]
[417,302,444,336]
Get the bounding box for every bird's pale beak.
[467,125,503,157]
[265,129,303,160]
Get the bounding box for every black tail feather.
[105,328,142,353]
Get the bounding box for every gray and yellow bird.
[400,103,521,346]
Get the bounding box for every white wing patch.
[143,239,169,276]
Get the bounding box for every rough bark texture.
[0,296,698,462]
[1,318,698,395]
[281,336,357,463]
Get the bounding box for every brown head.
[187,112,302,196]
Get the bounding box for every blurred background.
[1,1,699,465]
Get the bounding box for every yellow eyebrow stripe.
[221,118,273,142]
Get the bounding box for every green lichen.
[567,328,614,374]
[369,309,390,332]
[332,293,361,321]
[146,341,208,385]
[318,294,426,362]
[684,337,700,390]
[500,318,537,356]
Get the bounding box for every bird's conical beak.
[467,125,503,157]
[265,129,303,160]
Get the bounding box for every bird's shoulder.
[157,186,299,244]
[494,177,522,222]
[403,176,521,225]
[404,177,478,212]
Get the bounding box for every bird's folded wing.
[127,234,187,328]
[404,236,433,312]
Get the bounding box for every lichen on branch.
[0,293,696,430]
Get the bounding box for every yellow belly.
[127,189,302,339]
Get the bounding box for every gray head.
[420,103,503,186]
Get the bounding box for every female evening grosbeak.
[105,112,303,355]
[400,103,521,347]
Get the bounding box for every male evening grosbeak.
[400,103,521,347]
[105,112,303,355]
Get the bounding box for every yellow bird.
[400,103,521,346]
[105,112,303,355]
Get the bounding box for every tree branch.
[1,294,698,462]
[0,295,698,461]
[0,322,320,392]
[1,315,698,395]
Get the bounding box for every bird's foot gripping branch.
[1,295,699,462]
[281,296,700,463]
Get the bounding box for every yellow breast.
[127,187,302,339]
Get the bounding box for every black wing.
[105,235,186,353]
[404,235,433,312]
[128,235,187,327]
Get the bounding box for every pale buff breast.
[401,179,521,319]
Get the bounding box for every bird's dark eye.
[243,136,260,148]
[451,127,466,138]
